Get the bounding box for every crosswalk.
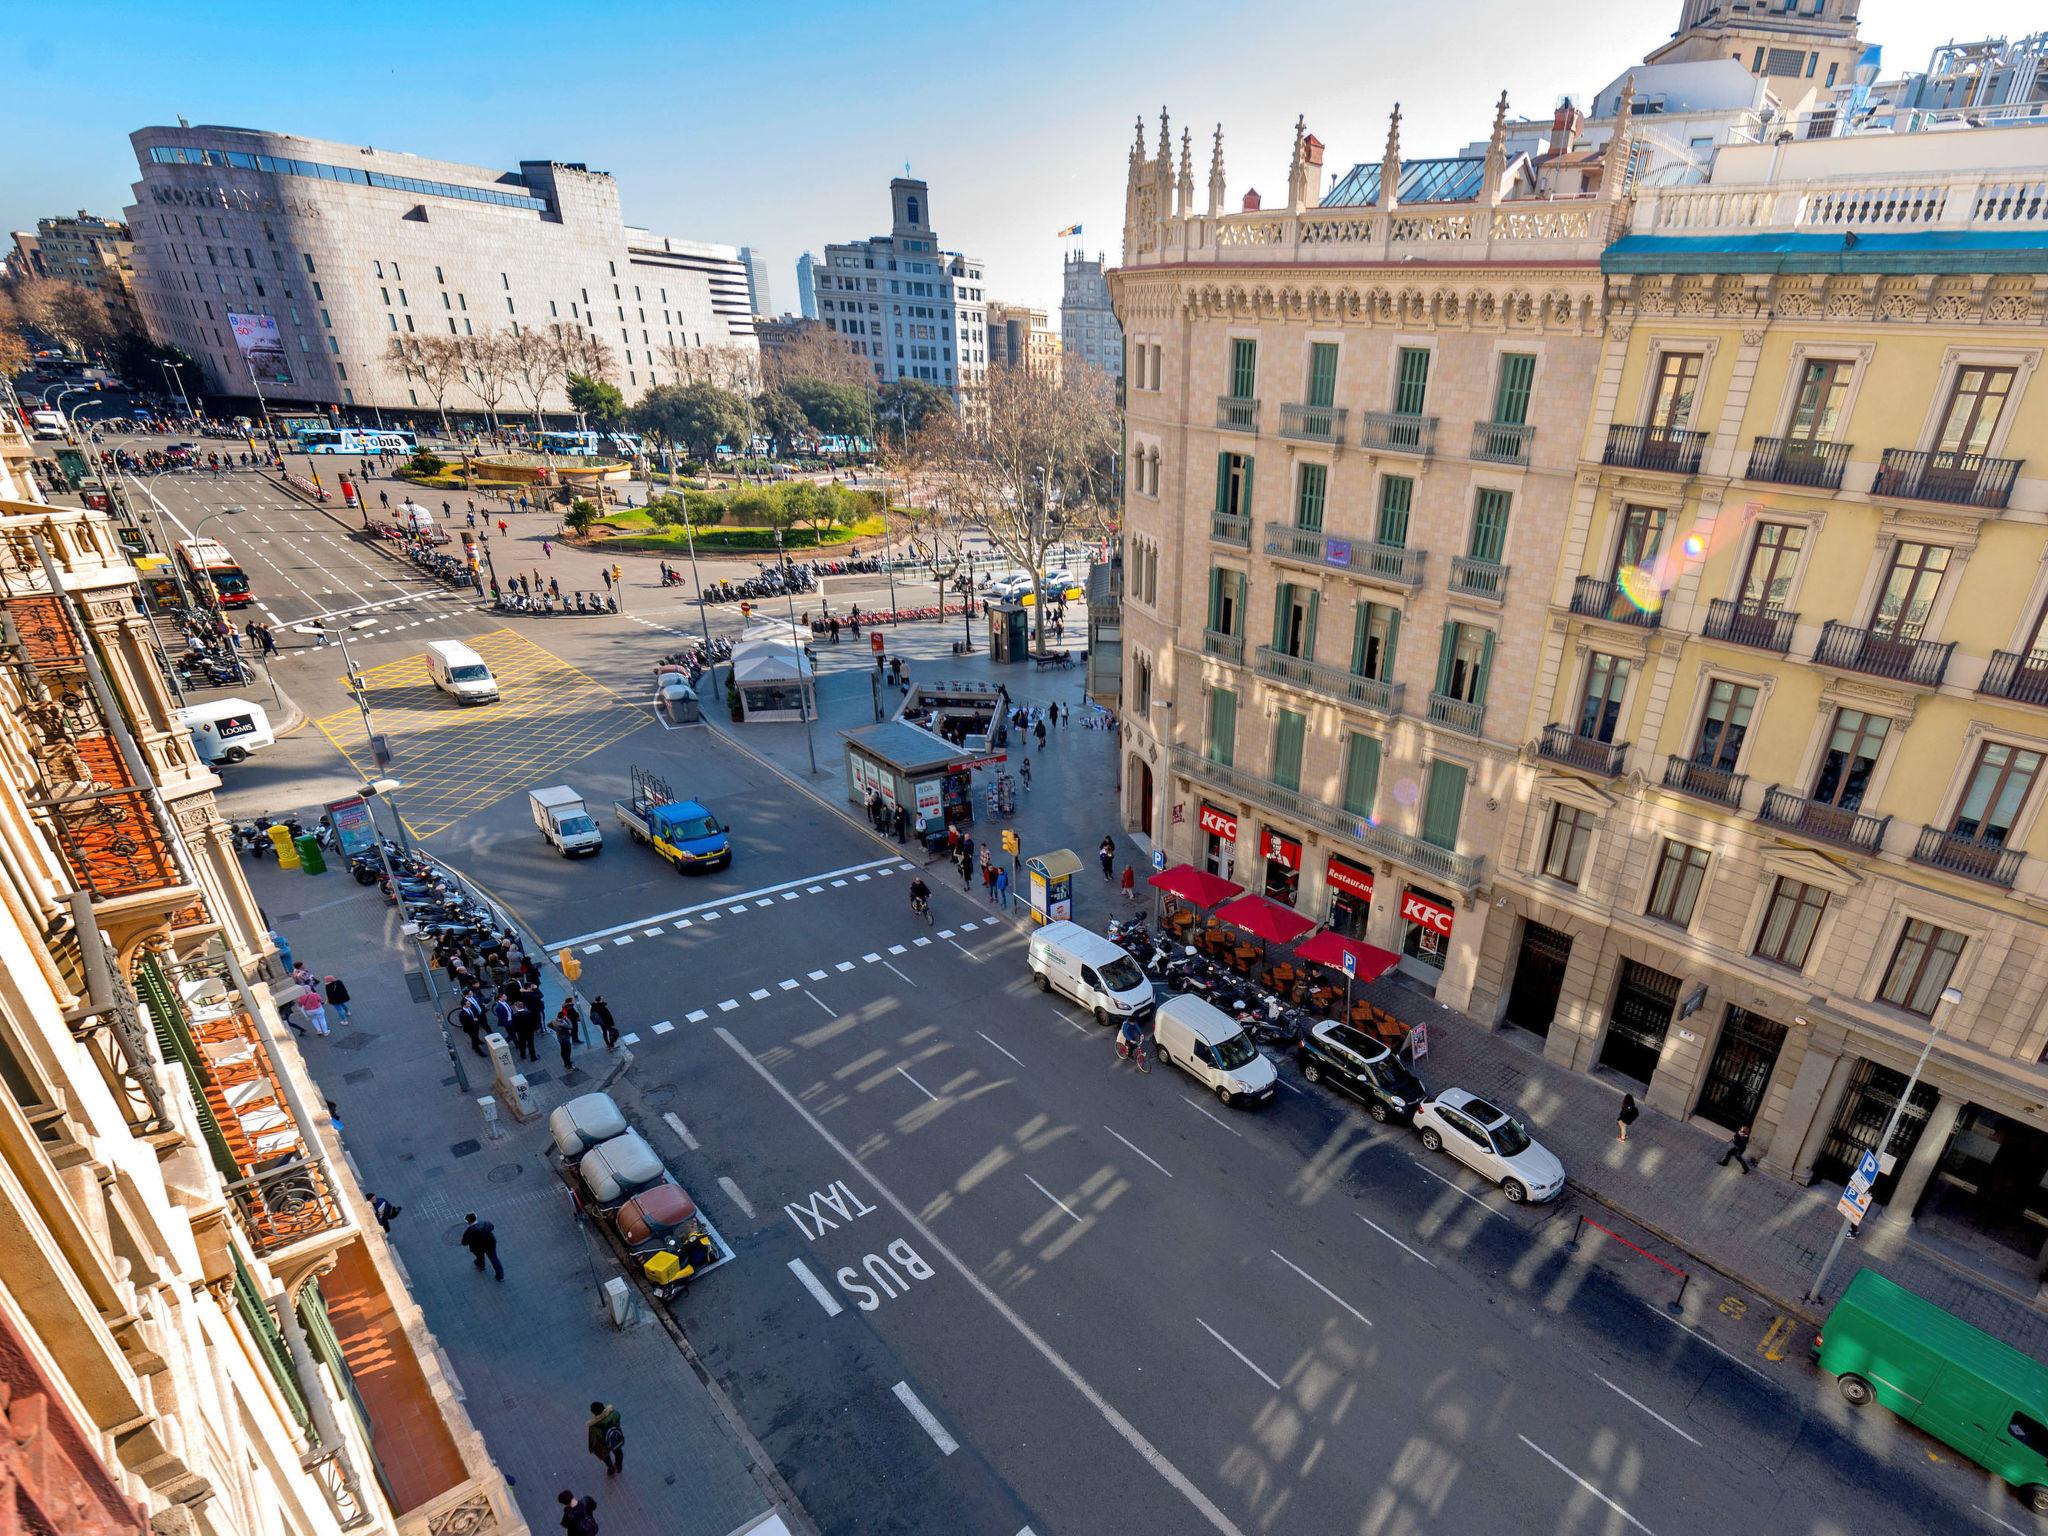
[575,862,922,952]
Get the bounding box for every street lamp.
[1803,984,1964,1304]
[157,360,193,421]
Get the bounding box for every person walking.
[587,1402,624,1475]
[367,1192,401,1233]
[1020,756,1032,790]
[994,864,1010,909]
[1616,1092,1640,1143]
[300,988,330,1037]
[460,1213,503,1279]
[322,974,351,1024]
[551,1006,577,1070]
[557,1491,599,1536]
[1120,864,1137,903]
[309,618,329,648]
[489,988,514,1047]
[591,995,619,1051]
[1718,1124,1754,1174]
[260,624,279,657]
[1034,716,1047,749]
[1098,835,1117,882]
[982,850,998,903]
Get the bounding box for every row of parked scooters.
[1105,914,1313,1054]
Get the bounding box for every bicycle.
[910,894,934,927]
[1116,1035,1151,1073]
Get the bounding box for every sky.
[4,0,2041,316]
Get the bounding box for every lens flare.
[1391,777,1420,808]
[1683,533,1706,559]
[1616,563,1665,614]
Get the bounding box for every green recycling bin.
[294,834,327,875]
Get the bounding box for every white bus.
[297,427,418,455]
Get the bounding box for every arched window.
[907,196,922,226]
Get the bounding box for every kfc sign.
[1199,804,1238,841]
[1401,890,1455,936]
[1326,857,1374,901]
[1261,830,1302,870]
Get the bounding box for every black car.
[1296,1020,1426,1123]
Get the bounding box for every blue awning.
[1604,230,2048,275]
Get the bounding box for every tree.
[878,378,952,444]
[629,383,747,484]
[104,327,194,396]
[764,321,874,393]
[387,334,465,434]
[506,327,565,426]
[554,327,617,393]
[754,389,812,457]
[567,373,626,432]
[908,362,1119,652]
[564,498,600,533]
[385,335,427,406]
[13,279,113,359]
[460,329,512,428]
[784,379,870,445]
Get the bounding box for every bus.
[297,427,418,455]
[175,538,253,609]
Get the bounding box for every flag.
[1056,223,1082,237]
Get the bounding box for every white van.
[1152,994,1278,1107]
[426,640,499,703]
[1026,919,1155,1024]
[174,697,274,765]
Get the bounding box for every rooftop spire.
[1484,89,1511,205]
[1286,114,1309,212]
[1177,127,1194,215]
[1379,103,1403,211]
[1208,123,1226,216]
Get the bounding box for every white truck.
[529,785,604,856]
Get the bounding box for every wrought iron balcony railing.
[1427,692,1485,736]
[1256,646,1404,716]
[1361,410,1437,457]
[1217,395,1260,433]
[1605,424,1708,475]
[1571,575,1661,628]
[1202,628,1244,663]
[1872,447,2021,510]
[1759,785,1890,853]
[1662,756,1747,808]
[1262,521,1425,587]
[1279,402,1347,444]
[1813,620,1954,688]
[1747,436,1852,490]
[1703,598,1797,653]
[1912,825,2024,887]
[1981,649,2048,707]
[1539,725,1627,776]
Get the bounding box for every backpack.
[571,1500,600,1536]
[602,1423,624,1454]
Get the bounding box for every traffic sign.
[1151,848,1166,871]
[1340,950,1356,979]
[1837,1148,1880,1222]
[1846,1148,1880,1197]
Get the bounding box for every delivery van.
[174,697,274,765]
[1818,1266,2048,1513]
[426,640,499,703]
[1026,920,1154,1023]
[1152,994,1278,1107]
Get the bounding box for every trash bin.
[294,834,327,875]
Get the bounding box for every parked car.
[1296,1021,1426,1123]
[1413,1088,1564,1203]
[1152,994,1277,1107]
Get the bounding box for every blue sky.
[4,0,2037,315]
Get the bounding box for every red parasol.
[1213,894,1317,946]
[1294,931,1399,984]
[1146,863,1244,907]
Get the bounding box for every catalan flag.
[1056,223,1083,237]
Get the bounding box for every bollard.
[478,1096,504,1142]
[269,823,300,869]
[600,1275,635,1329]
[507,1073,538,1121]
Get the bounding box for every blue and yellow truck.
[614,765,731,873]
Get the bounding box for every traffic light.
[611,564,622,583]
[1001,829,1019,854]
[557,948,583,982]
[739,601,754,618]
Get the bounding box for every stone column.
[1760,1040,1844,1179]
[1781,1049,1859,1184]
[1884,1093,1961,1222]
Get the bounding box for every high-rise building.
[4,230,40,283]
[123,127,755,415]
[814,178,986,402]
[1060,251,1123,379]
[738,244,774,318]
[34,210,141,331]
[795,250,819,320]
[986,301,1060,379]
[0,489,519,1534]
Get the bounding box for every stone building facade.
[986,301,1061,379]
[1060,251,1123,380]
[33,210,141,332]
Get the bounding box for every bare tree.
[14,278,112,357]
[554,325,617,388]
[0,289,29,378]
[409,335,467,436]
[764,321,874,393]
[384,334,427,406]
[460,329,512,428]
[506,327,565,427]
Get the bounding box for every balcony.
[1813,620,1954,688]
[1748,436,1852,491]
[1471,421,1534,466]
[1662,755,1747,808]
[1202,628,1245,663]
[1217,395,1260,434]
[1759,785,1891,854]
[1604,424,1708,476]
[1872,447,2021,511]
[1256,646,1405,717]
[1361,410,1438,457]
[1449,554,1510,602]
[1981,649,2048,707]
[1170,744,1484,890]
[1280,402,1348,445]
[1427,692,1485,736]
[1570,575,1662,629]
[1539,725,1628,776]
[1703,598,1797,654]
[1913,825,2024,888]
[1210,510,1251,546]
[1263,521,1425,587]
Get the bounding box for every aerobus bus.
[296,426,418,456]
[534,429,641,458]
[175,538,253,609]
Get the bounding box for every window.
[1812,708,1889,812]
[1435,622,1492,704]
[1207,686,1238,766]
[1879,921,1965,1016]
[1377,476,1413,547]
[1646,841,1709,926]
[1272,710,1306,791]
[1272,582,1318,658]
[1341,734,1381,817]
[1295,463,1327,531]
[1649,352,1703,430]
[1352,601,1399,681]
[1493,353,1536,426]
[1738,522,1805,612]
[1953,741,2042,848]
[1208,567,1245,637]
[1542,804,1595,884]
[1215,452,1254,520]
[1613,504,1667,580]
[1469,489,1511,563]
[1307,342,1338,409]
[1132,655,1152,713]
[1421,760,1467,850]
[1868,541,1949,643]
[1229,338,1257,400]
[1692,679,1757,771]
[1577,653,1631,743]
[1936,366,2016,456]
[1788,359,1851,441]
[1756,878,1829,968]
[1395,347,1430,415]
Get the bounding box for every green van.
[1817,1267,2048,1513]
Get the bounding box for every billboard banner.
[228,311,293,385]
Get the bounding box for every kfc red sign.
[1401,890,1455,936]
[1326,857,1374,901]
[1261,830,1302,869]
[1199,804,1238,841]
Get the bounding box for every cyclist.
[1117,1013,1146,1062]
[907,875,932,925]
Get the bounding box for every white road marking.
[1270,1249,1373,1328]
[803,989,836,1018]
[779,979,801,991]
[888,944,907,955]
[883,961,918,987]
[808,970,828,981]
[703,911,721,922]
[891,1381,958,1457]
[1196,1318,1281,1392]
[661,1111,699,1151]
[685,1009,708,1024]
[831,880,848,888]
[718,999,740,1013]
[836,961,856,973]
[1635,1300,1775,1386]
[1975,1505,2035,1536]
[913,936,933,947]
[978,1031,1025,1067]
[1595,1375,1702,1446]
[715,1027,1251,1536]
[1276,1078,1304,1095]
[788,1258,842,1317]
[1181,1096,1243,1138]
[862,952,882,963]
[676,918,693,928]
[727,907,749,917]
[582,944,602,955]
[1409,1157,1506,1220]
[652,1021,675,1035]
[717,1175,757,1220]
[806,885,823,894]
[544,856,903,947]
[949,939,982,962]
[781,891,800,901]
[620,1033,640,1045]
[749,988,771,1001]
[937,928,956,939]
[1103,1125,1174,1178]
[611,935,633,947]
[754,898,774,908]
[1518,1436,1658,1536]
[642,927,665,938]
[897,1065,938,1101]
[855,873,871,882]
[1357,1214,1437,1267]
[1024,1173,1083,1223]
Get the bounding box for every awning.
[1147,863,1243,907]
[1214,894,1316,945]
[1294,931,1399,984]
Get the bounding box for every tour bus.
[297,426,418,455]
[174,538,253,609]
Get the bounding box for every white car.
[1413,1087,1565,1203]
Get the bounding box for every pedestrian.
[460,989,489,1056]
[557,1491,599,1536]
[1099,835,1116,881]
[1020,756,1032,790]
[591,995,619,1051]
[460,1212,503,1279]
[1034,717,1047,749]
[1120,864,1137,903]
[587,1401,624,1475]
[277,993,307,1036]
[368,1192,401,1232]
[498,518,508,535]
[310,618,329,648]
[543,539,552,559]
[490,988,514,1046]
[982,851,997,903]
[994,864,1009,909]
[1617,1092,1639,1142]
[601,566,612,591]
[893,804,908,844]
[260,625,279,657]
[1719,1124,1754,1174]
[551,1006,576,1070]
[322,974,351,1023]
[301,989,329,1037]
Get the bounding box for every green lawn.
[593,512,884,553]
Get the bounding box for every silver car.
[1413,1087,1565,1203]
